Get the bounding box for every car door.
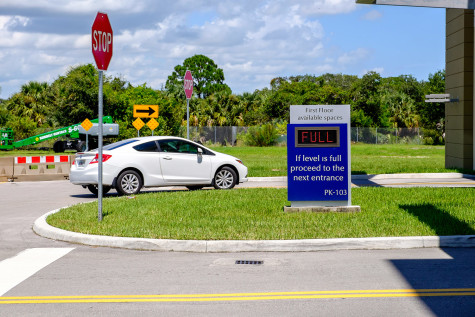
[158,139,212,184]
[131,140,164,186]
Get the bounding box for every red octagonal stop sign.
[184,70,193,100]
[92,12,113,71]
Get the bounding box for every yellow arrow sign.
[133,105,159,118]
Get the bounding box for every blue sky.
[0,1,445,99]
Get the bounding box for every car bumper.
[69,165,117,186]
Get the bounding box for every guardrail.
[0,155,73,182]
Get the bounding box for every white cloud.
[0,0,441,100]
[362,10,383,21]
[338,48,370,66]
[361,67,385,76]
[0,1,146,14]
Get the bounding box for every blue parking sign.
[288,105,351,207]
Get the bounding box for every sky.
[0,0,446,99]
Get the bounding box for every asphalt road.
[1,179,475,316]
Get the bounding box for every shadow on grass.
[400,204,475,236]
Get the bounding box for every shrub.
[422,129,444,145]
[243,124,279,146]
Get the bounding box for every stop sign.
[92,12,113,71]
[184,70,193,99]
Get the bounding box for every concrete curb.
[34,208,475,252]
[351,173,475,180]
[248,173,475,182]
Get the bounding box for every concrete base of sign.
[284,205,361,213]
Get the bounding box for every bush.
[243,124,279,146]
[422,129,444,145]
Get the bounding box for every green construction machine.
[0,116,119,152]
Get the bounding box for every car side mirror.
[197,147,203,163]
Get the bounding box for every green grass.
[47,187,475,240]
[0,149,57,157]
[350,144,453,175]
[212,144,458,176]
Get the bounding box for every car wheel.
[116,170,143,196]
[213,167,237,189]
[87,184,111,196]
[186,185,204,191]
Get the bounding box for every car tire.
[213,167,237,189]
[87,184,111,196]
[116,170,143,196]
[186,185,204,191]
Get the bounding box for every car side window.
[133,141,159,152]
[158,140,199,154]
[176,140,198,154]
[158,140,180,153]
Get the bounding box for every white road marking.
[0,248,74,296]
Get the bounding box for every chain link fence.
[351,127,424,144]
[179,126,438,145]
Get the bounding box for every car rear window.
[133,141,159,152]
[103,139,138,150]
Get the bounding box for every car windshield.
[103,139,138,150]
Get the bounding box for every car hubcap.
[215,170,233,189]
[121,174,139,194]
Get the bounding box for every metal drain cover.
[235,260,263,265]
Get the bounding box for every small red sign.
[92,12,113,71]
[184,70,193,100]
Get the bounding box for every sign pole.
[98,70,103,222]
[186,99,190,139]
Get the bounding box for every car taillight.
[90,154,112,164]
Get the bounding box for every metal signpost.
[80,118,93,151]
[286,105,359,212]
[92,12,113,222]
[183,70,193,139]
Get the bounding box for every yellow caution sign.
[133,105,159,118]
[146,118,159,131]
[132,118,145,130]
[81,118,93,131]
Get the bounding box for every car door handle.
[163,156,172,160]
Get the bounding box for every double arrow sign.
[133,105,159,118]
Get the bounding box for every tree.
[47,64,99,126]
[350,71,388,127]
[419,70,445,129]
[5,81,50,127]
[166,55,231,99]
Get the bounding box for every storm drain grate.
[235,260,263,265]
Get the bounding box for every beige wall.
[445,9,474,169]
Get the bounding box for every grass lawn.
[48,187,475,240]
[212,144,459,176]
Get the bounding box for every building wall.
[445,9,474,169]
